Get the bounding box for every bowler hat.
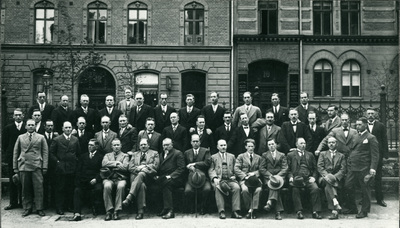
[364,174,374,185]
[100,167,112,179]
[290,176,305,187]
[244,175,262,189]
[216,180,231,196]
[323,174,339,187]
[267,175,284,190]
[188,169,206,189]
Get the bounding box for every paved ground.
[1,194,398,228]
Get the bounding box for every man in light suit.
[27,91,54,123]
[184,134,212,214]
[123,138,159,220]
[252,112,281,155]
[343,117,379,218]
[49,121,80,215]
[161,112,189,151]
[324,105,342,134]
[201,92,226,133]
[95,116,118,155]
[234,139,262,219]
[51,95,73,135]
[118,86,136,117]
[137,117,162,152]
[178,94,201,130]
[71,94,99,133]
[214,111,236,146]
[316,113,357,158]
[117,115,137,153]
[99,95,123,133]
[129,92,155,132]
[13,119,48,217]
[154,93,175,133]
[228,113,256,157]
[209,139,242,219]
[232,91,262,127]
[295,92,319,125]
[266,93,289,127]
[317,137,346,220]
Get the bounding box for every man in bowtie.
[118,86,136,117]
[137,117,162,152]
[214,111,236,144]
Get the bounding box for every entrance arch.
[78,67,116,110]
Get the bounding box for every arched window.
[87,1,107,44]
[184,2,204,45]
[313,60,332,97]
[35,1,55,44]
[342,60,361,97]
[128,2,148,44]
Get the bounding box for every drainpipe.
[230,0,234,110]
[299,0,303,92]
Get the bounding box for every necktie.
[267,126,271,131]
[40,104,44,111]
[104,131,108,140]
[194,149,198,160]
[368,122,374,125]
[17,123,20,131]
[221,153,226,161]
[108,108,112,114]
[226,125,230,132]
[120,128,124,136]
[299,151,303,157]
[29,133,32,141]
[90,152,94,159]
[331,152,335,159]
[187,107,191,114]
[140,153,146,163]
[137,106,141,113]
[272,152,276,160]
[67,136,70,141]
[310,124,314,132]
[164,151,169,159]
[172,125,177,132]
[84,108,88,114]
[199,130,203,138]
[250,154,253,164]
[80,130,83,137]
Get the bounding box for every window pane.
[342,73,350,86]
[323,2,332,10]
[128,22,135,43]
[342,86,350,96]
[341,12,349,35]
[87,21,96,43]
[314,62,322,70]
[45,21,54,43]
[341,2,349,10]
[323,12,331,35]
[129,9,138,19]
[261,10,269,34]
[314,72,322,96]
[314,13,321,35]
[268,10,277,34]
[196,10,204,20]
[352,73,360,86]
[313,2,321,9]
[350,12,359,35]
[350,2,359,10]
[36,9,45,19]
[324,61,332,70]
[141,21,147,44]
[267,2,277,9]
[88,10,97,19]
[351,86,360,96]
[186,10,193,19]
[324,73,332,96]
[99,21,106,43]
[138,10,147,20]
[46,9,54,19]
[99,9,107,20]
[351,62,360,71]
[185,22,190,35]
[342,61,350,71]
[197,22,203,35]
[36,20,45,43]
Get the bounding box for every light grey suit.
[232,105,262,128]
[317,127,357,158]
[118,98,136,117]
[95,130,118,155]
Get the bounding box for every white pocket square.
[363,139,368,144]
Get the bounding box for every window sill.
[341,97,362,100]
[313,96,335,100]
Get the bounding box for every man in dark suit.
[232,91,262,127]
[267,93,289,127]
[94,116,118,155]
[295,92,319,125]
[156,138,185,219]
[252,112,281,155]
[13,119,48,217]
[201,92,226,133]
[99,95,123,133]
[324,105,342,134]
[287,138,322,219]
[278,109,312,154]
[184,134,212,214]
[228,113,256,157]
[32,109,45,134]
[137,117,162,152]
[51,95,73,135]
[49,121,80,215]
[70,139,103,221]
[190,115,215,153]
[178,94,201,130]
[307,112,326,157]
[117,115,137,153]
[162,112,189,151]
[129,92,154,132]
[71,94,99,133]
[343,117,379,218]
[2,108,25,210]
[366,108,389,207]
[72,117,93,155]
[214,111,235,147]
[154,93,175,133]
[118,86,136,117]
[27,91,54,123]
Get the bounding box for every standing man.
[156,138,185,219]
[27,91,55,123]
[51,95,73,135]
[295,92,319,125]
[228,113,256,157]
[267,93,289,127]
[214,111,236,145]
[72,117,93,155]
[154,93,175,133]
[253,112,281,155]
[117,115,138,153]
[234,139,262,219]
[13,119,48,217]
[307,112,326,157]
[190,115,215,153]
[129,92,154,132]
[178,94,201,130]
[102,139,129,221]
[208,139,242,219]
[49,121,80,215]
[2,108,26,210]
[324,105,342,134]
[343,117,379,218]
[95,116,118,155]
[32,109,45,134]
[137,117,162,152]
[201,92,226,133]
[71,94,99,133]
[161,112,189,151]
[232,92,262,127]
[123,138,159,220]
[99,95,123,133]
[118,86,136,117]
[366,108,389,207]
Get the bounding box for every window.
[134,72,159,107]
[313,1,332,35]
[314,60,332,97]
[342,60,360,97]
[128,2,147,44]
[259,1,278,35]
[87,1,107,44]
[184,2,204,45]
[32,70,53,103]
[35,1,55,44]
[341,1,360,35]
[182,71,206,109]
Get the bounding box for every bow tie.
[368,122,374,125]
[343,128,348,131]
[147,131,153,134]
[243,126,249,129]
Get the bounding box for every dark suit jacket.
[72,130,94,155]
[287,150,318,180]
[51,106,73,135]
[161,124,189,152]
[201,105,225,133]
[214,124,235,147]
[75,151,103,186]
[369,121,389,159]
[278,121,312,154]
[94,130,118,155]
[129,104,154,132]
[259,150,288,184]
[317,127,358,158]
[295,104,319,125]
[98,107,123,133]
[255,123,281,155]
[49,134,80,174]
[317,150,346,182]
[137,130,162,152]
[43,131,59,147]
[118,99,136,117]
[234,152,262,181]
[117,127,138,153]
[191,128,215,153]
[154,105,175,133]
[184,147,211,174]
[2,122,26,164]
[267,105,289,127]
[35,122,46,135]
[227,126,256,157]
[308,125,326,153]
[28,103,55,122]
[72,107,100,133]
[158,149,185,183]
[348,131,379,172]
[178,106,201,130]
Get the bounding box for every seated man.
[70,139,103,221]
[122,138,159,220]
[259,139,288,220]
[102,139,129,221]
[317,137,346,220]
[234,139,262,219]
[209,139,242,219]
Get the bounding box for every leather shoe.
[328,212,338,220]
[4,204,18,210]
[56,209,64,215]
[377,200,387,207]
[263,203,272,212]
[105,212,112,221]
[356,212,368,219]
[312,212,322,219]
[157,209,168,217]
[297,211,304,219]
[122,194,133,207]
[135,213,144,220]
[162,210,175,219]
[219,211,226,219]
[69,214,81,221]
[334,204,342,211]
[275,212,282,220]
[22,209,32,217]
[37,210,45,216]
[231,211,242,219]
[113,211,120,220]
[342,208,357,214]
